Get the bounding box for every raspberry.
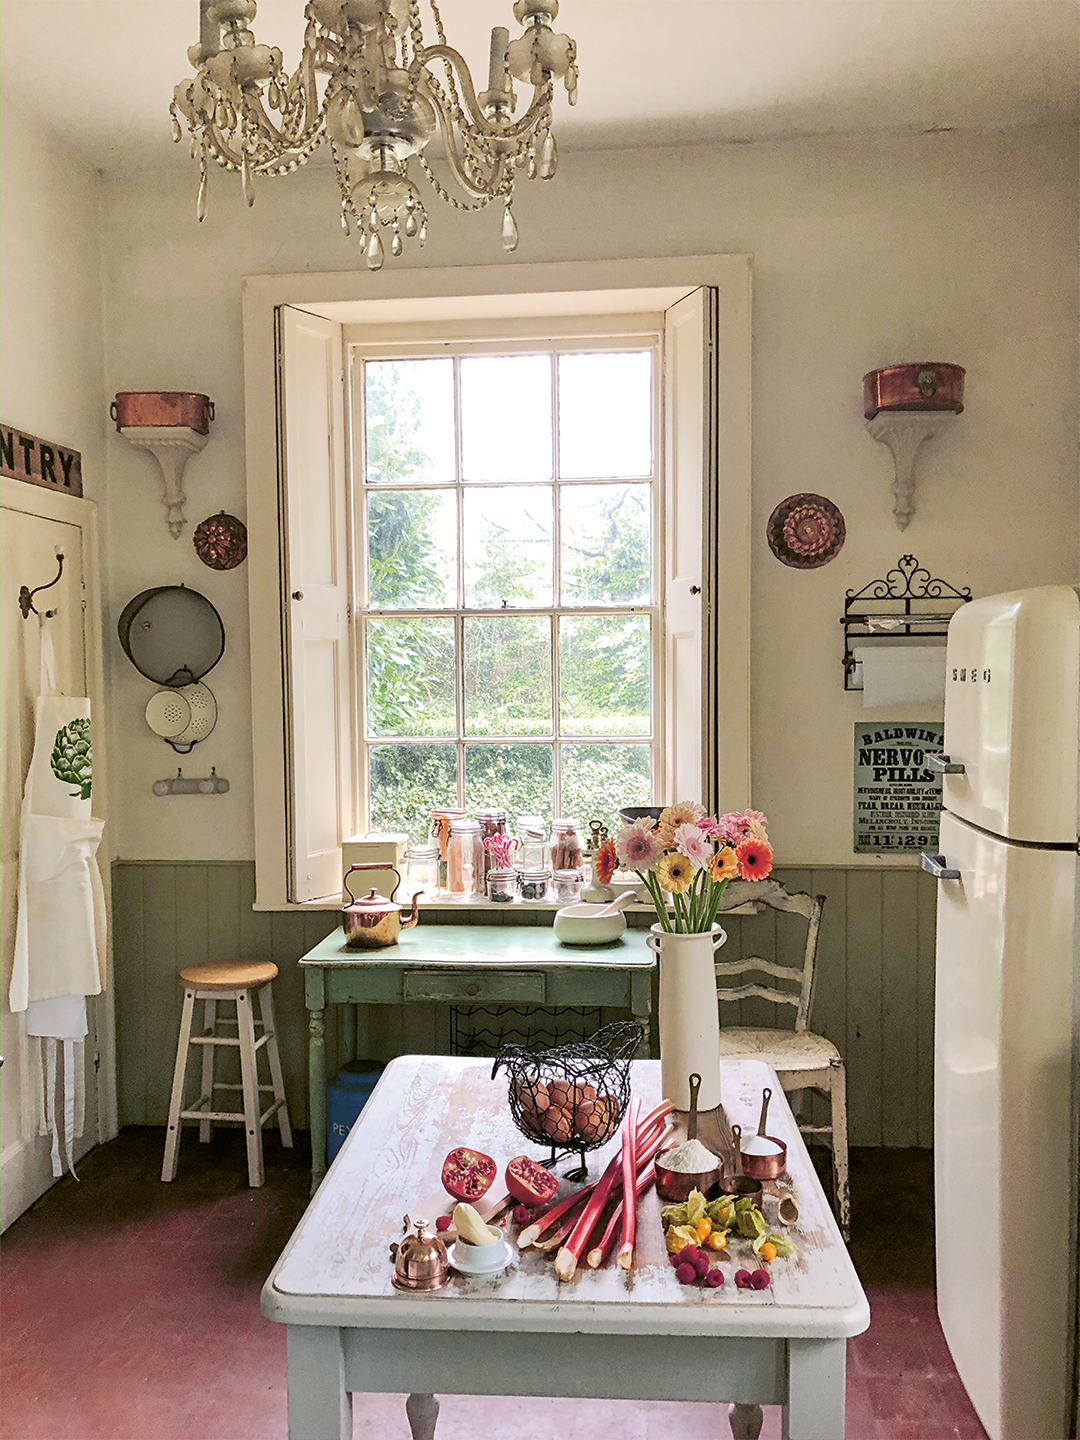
[734,1268,753,1288]
[751,1269,770,1290]
[435,1216,452,1232]
[693,1252,710,1278]
[512,1204,532,1225]
[675,1262,697,1285]
[677,1244,698,1264]
[705,1269,724,1288]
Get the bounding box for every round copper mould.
[193,512,247,571]
[766,493,846,569]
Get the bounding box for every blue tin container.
[326,1060,383,1164]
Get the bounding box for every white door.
[934,808,1075,1440]
[1,505,99,1226]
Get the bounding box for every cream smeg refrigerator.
[921,585,1080,1440]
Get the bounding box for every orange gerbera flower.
[735,837,773,881]
[594,838,617,885]
[657,801,705,846]
[709,846,738,884]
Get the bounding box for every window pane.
[560,484,651,605]
[558,351,652,478]
[365,358,455,484]
[465,743,553,819]
[367,490,456,608]
[464,615,552,736]
[559,615,651,736]
[561,743,651,836]
[460,355,552,480]
[366,617,456,737]
[369,743,457,844]
[463,487,553,607]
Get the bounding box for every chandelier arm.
[424,82,511,200]
[420,46,554,143]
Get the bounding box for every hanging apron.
[10,621,105,1178]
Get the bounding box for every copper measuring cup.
[731,1087,788,1181]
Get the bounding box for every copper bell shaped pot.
[390,1216,450,1293]
[341,863,422,949]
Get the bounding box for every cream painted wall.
[98,124,1079,866]
[0,102,106,500]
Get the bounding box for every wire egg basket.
[491,1021,643,1179]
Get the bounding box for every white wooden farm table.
[262,1055,869,1440]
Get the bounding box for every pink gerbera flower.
[697,816,725,838]
[735,837,773,881]
[615,818,663,873]
[673,822,711,871]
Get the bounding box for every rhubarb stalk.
[616,1096,640,1270]
[553,1102,671,1283]
[586,1157,659,1269]
[519,1099,672,1248]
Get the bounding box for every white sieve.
[146,688,191,738]
[172,682,217,746]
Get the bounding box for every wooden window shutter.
[277,306,356,901]
[662,286,718,812]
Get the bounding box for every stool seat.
[179,959,278,990]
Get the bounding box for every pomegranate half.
[441,1146,496,1202]
[505,1154,558,1207]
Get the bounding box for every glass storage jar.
[475,808,509,882]
[519,867,551,902]
[515,815,547,872]
[429,808,466,890]
[408,844,439,898]
[549,818,585,875]
[552,869,583,904]
[486,869,516,904]
[446,818,484,899]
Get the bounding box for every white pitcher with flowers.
[613,804,774,1112]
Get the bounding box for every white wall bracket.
[866,410,956,530]
[120,425,208,538]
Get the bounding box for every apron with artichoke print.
[10,621,105,1178]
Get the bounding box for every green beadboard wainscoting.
[111,861,938,1147]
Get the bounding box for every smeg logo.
[951,668,991,683]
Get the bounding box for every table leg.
[405,1392,440,1440]
[287,1326,352,1440]
[631,972,652,1057]
[308,1005,327,1194]
[729,1402,763,1439]
[340,1001,356,1066]
[782,1337,846,1440]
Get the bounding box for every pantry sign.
[853,721,945,855]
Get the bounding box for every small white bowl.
[553,903,628,946]
[449,1237,514,1275]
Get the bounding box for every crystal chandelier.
[171,0,577,269]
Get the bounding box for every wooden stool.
[161,959,293,1188]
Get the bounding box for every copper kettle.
[342,863,422,949]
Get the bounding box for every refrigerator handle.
[925,752,966,774]
[920,850,961,880]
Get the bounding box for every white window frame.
[348,321,663,836]
[243,256,751,909]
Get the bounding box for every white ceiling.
[2,0,1077,172]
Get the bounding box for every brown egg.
[541,1101,575,1142]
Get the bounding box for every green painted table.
[299,924,655,1190]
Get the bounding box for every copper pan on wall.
[863,363,964,419]
[111,392,214,434]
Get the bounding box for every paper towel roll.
[853,645,946,707]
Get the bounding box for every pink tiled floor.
[0,1131,987,1440]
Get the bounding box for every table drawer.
[402,969,547,1004]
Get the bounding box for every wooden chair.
[714,886,850,1239]
[161,959,293,1188]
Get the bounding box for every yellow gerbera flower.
[709,846,738,883]
[656,852,693,894]
[657,801,705,846]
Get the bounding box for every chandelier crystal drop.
[171,0,578,269]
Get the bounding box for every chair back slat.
[714,887,826,1032]
[717,981,801,1007]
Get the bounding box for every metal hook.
[19,552,64,619]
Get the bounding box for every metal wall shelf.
[842,554,971,691]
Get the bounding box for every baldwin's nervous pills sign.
[853,721,945,855]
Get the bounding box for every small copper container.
[390,1217,450,1293]
[111,392,215,434]
[863,363,965,420]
